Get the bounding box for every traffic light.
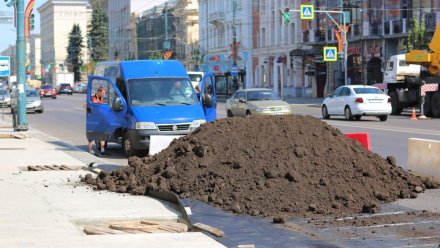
[4,0,15,7]
[30,13,34,30]
[281,7,290,25]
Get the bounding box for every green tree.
[190,43,205,71]
[407,17,427,50]
[66,24,84,82]
[88,7,109,62]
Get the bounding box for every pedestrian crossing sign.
[300,5,314,20]
[323,47,337,62]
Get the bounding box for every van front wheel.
[122,132,137,157]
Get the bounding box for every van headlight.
[136,122,156,130]
[191,119,206,128]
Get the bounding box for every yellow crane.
[406,21,440,76]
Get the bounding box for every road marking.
[325,120,440,136]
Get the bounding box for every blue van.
[86,60,216,156]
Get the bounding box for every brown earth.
[84,115,439,221]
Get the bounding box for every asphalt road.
[9,93,440,247]
[12,93,440,169]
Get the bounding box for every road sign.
[300,5,314,20]
[231,65,238,76]
[0,56,11,77]
[323,47,337,62]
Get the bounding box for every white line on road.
[325,121,440,136]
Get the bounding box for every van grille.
[157,124,191,132]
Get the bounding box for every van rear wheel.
[122,132,137,157]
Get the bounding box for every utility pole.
[7,0,28,131]
[231,0,239,92]
[338,0,347,86]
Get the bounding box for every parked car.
[322,85,391,121]
[73,82,87,93]
[58,83,73,95]
[0,89,11,107]
[39,84,57,99]
[226,88,293,117]
[11,87,44,113]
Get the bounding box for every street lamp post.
[231,0,239,93]
[5,0,28,131]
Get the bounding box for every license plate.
[369,99,382,103]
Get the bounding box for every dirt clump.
[84,115,438,219]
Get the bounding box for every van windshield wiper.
[165,100,191,105]
[152,101,167,106]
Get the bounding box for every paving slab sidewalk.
[0,121,225,248]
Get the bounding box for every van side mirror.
[112,97,123,111]
[202,94,213,108]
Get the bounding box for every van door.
[86,76,127,143]
[199,72,217,121]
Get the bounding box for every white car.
[322,85,391,121]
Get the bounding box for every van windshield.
[127,78,198,106]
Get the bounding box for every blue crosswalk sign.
[323,47,337,62]
[300,5,314,20]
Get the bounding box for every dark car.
[39,84,57,99]
[58,84,73,95]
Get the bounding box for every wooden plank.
[27,166,41,171]
[140,221,188,233]
[84,225,126,235]
[109,222,160,233]
[36,166,48,171]
[43,165,57,170]
[192,222,224,237]
[0,133,15,139]
[60,165,73,170]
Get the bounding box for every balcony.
[209,11,225,26]
[425,13,437,30]
[384,19,406,35]
[352,24,361,36]
[315,30,326,42]
[303,29,325,43]
[370,23,383,36]
[384,21,390,35]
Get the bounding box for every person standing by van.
[84,87,109,156]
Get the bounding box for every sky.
[0,0,170,53]
[0,0,44,52]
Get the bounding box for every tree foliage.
[407,18,427,50]
[66,24,84,82]
[88,7,109,62]
[190,42,205,71]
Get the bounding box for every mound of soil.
[85,115,439,219]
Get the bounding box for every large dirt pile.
[85,115,438,219]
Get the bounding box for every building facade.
[29,34,41,80]
[136,1,178,60]
[197,0,440,98]
[108,0,157,60]
[173,0,200,70]
[37,0,92,84]
[198,0,253,96]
